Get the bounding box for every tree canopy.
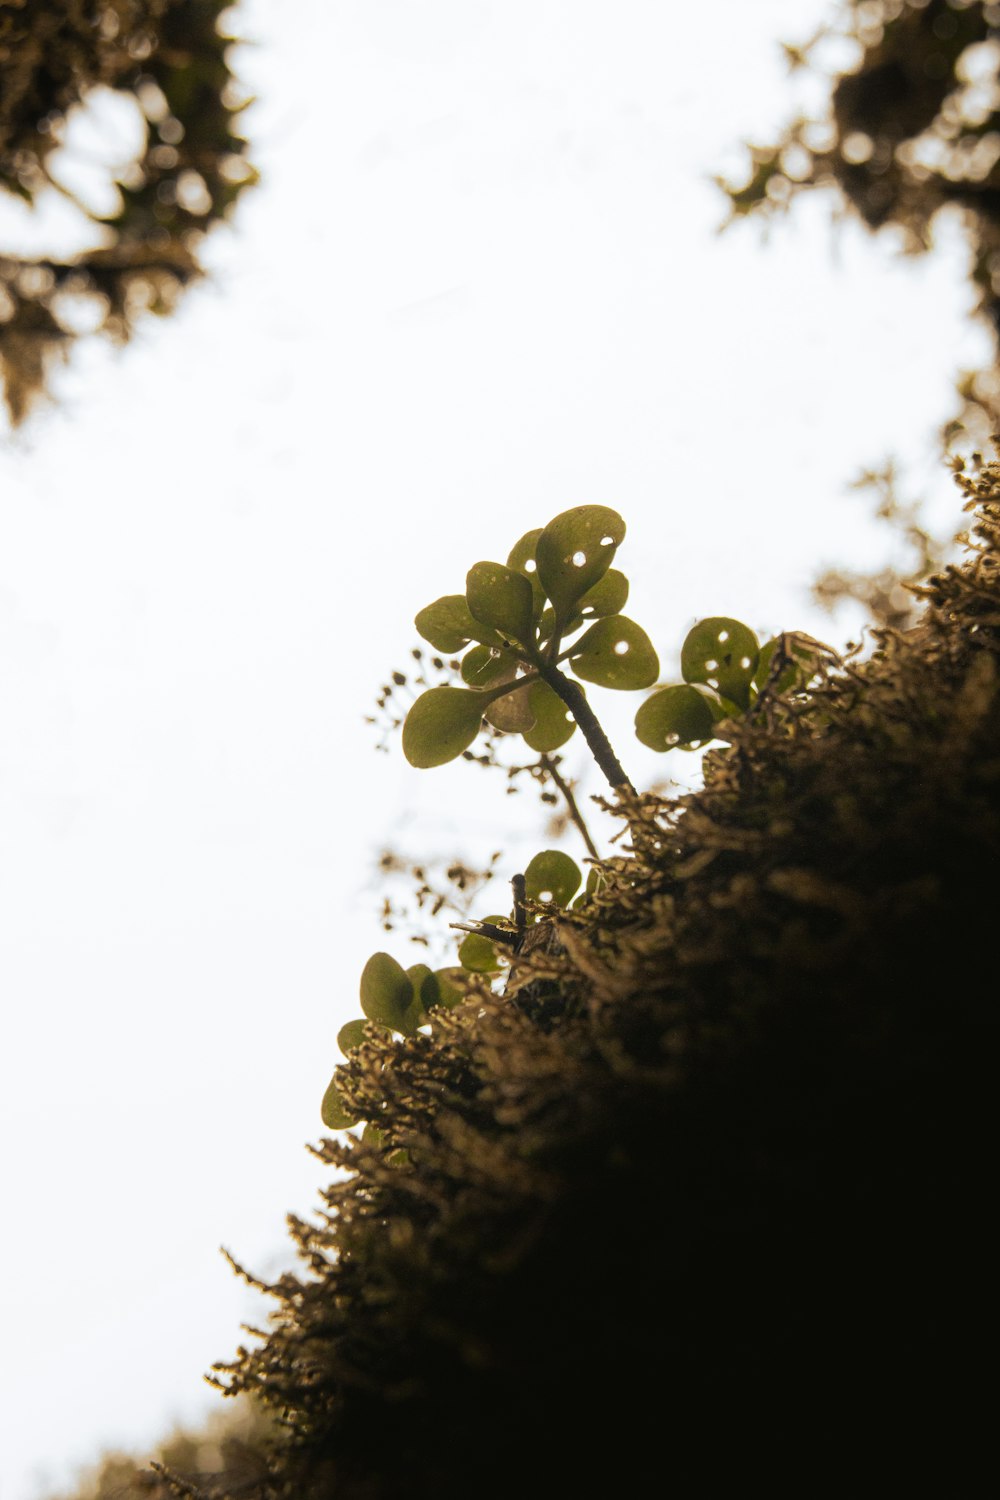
[0,0,254,424]
[722,0,1000,451]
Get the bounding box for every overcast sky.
[0,3,981,1495]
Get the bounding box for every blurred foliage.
[0,0,255,425]
[812,456,953,626]
[720,0,1000,453]
[45,1400,271,1499]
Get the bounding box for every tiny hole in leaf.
[718,629,730,643]
[705,658,718,670]
[599,535,615,546]
[582,606,595,615]
[740,656,752,669]
[614,640,629,655]
[572,550,587,567]
[489,647,502,658]
[707,676,719,689]
[525,559,537,572]
[539,889,554,903]
[666,732,679,745]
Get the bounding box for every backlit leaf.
[403,963,437,1032]
[507,528,546,618]
[681,617,759,710]
[466,561,536,646]
[524,849,582,907]
[461,643,518,688]
[572,568,629,623]
[635,683,717,751]
[359,951,414,1031]
[522,679,577,752]
[322,1075,361,1129]
[403,686,487,767]
[535,506,626,621]
[431,967,467,1008]
[459,918,508,973]
[485,682,536,733]
[414,595,481,653]
[568,615,659,690]
[338,1018,376,1054]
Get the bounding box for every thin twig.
[540,754,600,859]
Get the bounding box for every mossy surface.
[211,468,1000,1497]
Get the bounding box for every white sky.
[0,2,982,1494]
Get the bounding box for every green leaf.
[535,506,626,622]
[461,643,518,688]
[403,963,437,1033]
[359,951,414,1031]
[322,1075,361,1129]
[403,686,487,767]
[458,918,508,973]
[572,568,629,623]
[485,682,536,733]
[681,617,759,710]
[524,849,582,907]
[431,967,467,1008]
[568,616,659,690]
[635,683,719,751]
[415,595,501,652]
[338,1018,378,1054]
[522,679,577,753]
[506,528,546,618]
[466,561,536,646]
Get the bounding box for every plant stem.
[535,661,635,795]
[540,754,600,860]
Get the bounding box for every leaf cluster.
[403,504,658,770]
[635,615,818,751]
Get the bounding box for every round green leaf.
[338,1018,375,1054]
[524,849,582,907]
[535,506,626,622]
[414,595,481,653]
[359,951,414,1031]
[506,528,546,618]
[322,1075,361,1129]
[466,561,536,646]
[522,679,577,753]
[635,683,718,751]
[681,617,759,710]
[568,615,659,690]
[458,917,507,973]
[431,967,467,1008]
[572,568,629,623]
[461,644,518,688]
[402,963,438,1033]
[403,686,487,767]
[485,682,536,733]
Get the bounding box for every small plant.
[402,504,656,792]
[323,505,815,1130]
